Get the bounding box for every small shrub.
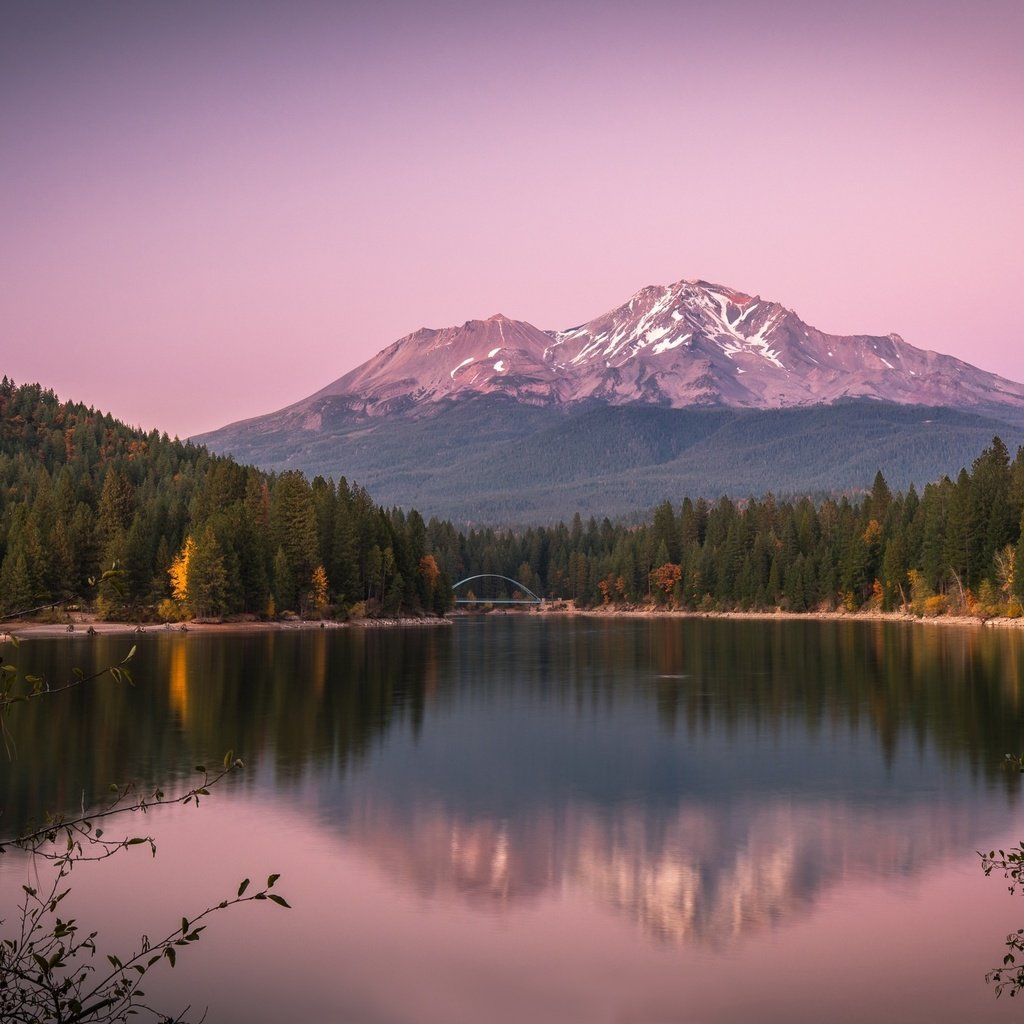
[156,598,186,623]
[37,606,68,625]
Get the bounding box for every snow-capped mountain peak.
[292,277,1024,419]
[550,280,791,377]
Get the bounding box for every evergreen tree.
[971,437,1013,582]
[0,550,32,614]
[187,526,229,618]
[272,546,296,612]
[270,472,319,594]
[943,469,974,592]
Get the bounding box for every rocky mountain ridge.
[293,277,1024,422]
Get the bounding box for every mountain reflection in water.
[339,791,999,947]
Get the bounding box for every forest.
[3,376,1024,621]
[0,379,452,620]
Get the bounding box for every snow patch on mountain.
[653,334,690,355]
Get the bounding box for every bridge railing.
[451,574,543,605]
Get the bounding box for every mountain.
[196,278,1024,522]
[295,278,1024,419]
[550,280,1024,415]
[315,314,568,417]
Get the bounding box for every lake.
[3,616,1024,1023]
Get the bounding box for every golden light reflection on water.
[168,638,189,724]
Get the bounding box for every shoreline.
[2,614,452,640]
[4,605,1022,640]
[468,603,1024,630]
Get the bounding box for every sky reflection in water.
[3,617,1024,1023]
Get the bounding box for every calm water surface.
[3,617,1024,1023]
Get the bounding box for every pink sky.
[2,0,1022,439]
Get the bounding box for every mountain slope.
[313,314,567,417]
[197,395,1024,522]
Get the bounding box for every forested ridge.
[4,377,1024,621]
[0,378,452,619]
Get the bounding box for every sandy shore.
[469,603,1024,630]
[2,614,452,640]
[4,605,1021,642]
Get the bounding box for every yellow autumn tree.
[169,536,196,604]
[418,554,440,588]
[311,564,329,610]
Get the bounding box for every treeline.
[0,379,452,620]
[442,438,1024,616]
[4,377,1024,622]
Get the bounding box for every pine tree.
[96,469,135,548]
[188,526,228,619]
[652,501,680,564]
[0,550,32,614]
[273,546,296,612]
[944,469,974,589]
[971,437,1013,583]
[271,472,319,593]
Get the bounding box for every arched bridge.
[451,574,543,606]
